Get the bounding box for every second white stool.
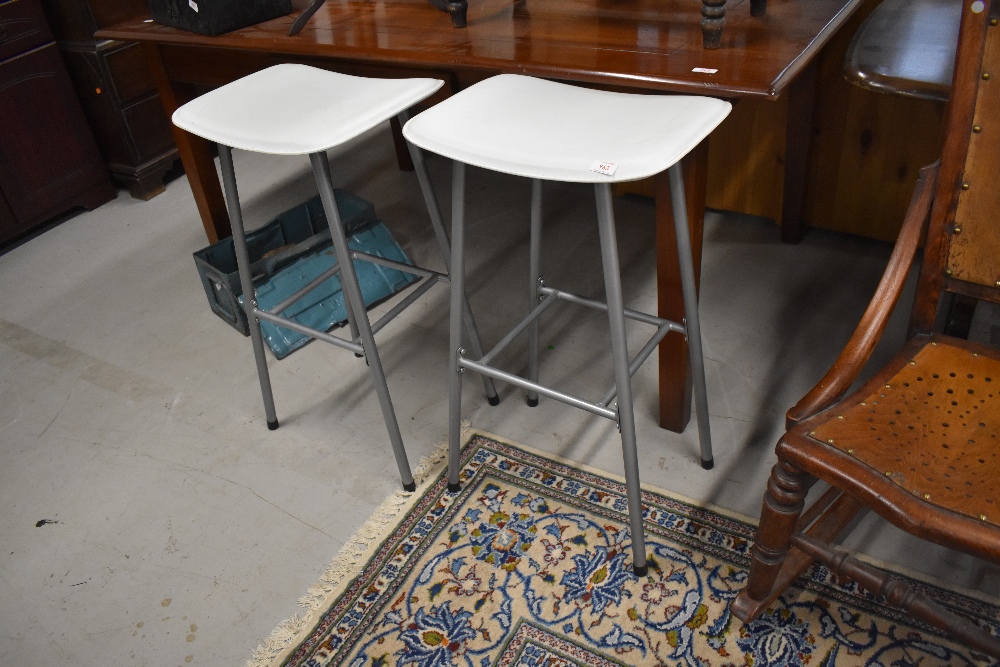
[404,74,731,573]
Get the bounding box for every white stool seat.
[171,64,444,156]
[402,74,732,183]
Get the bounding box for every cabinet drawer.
[104,40,155,104]
[121,94,174,159]
[0,0,53,62]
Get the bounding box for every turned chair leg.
[732,459,811,619]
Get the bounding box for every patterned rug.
[249,432,1000,666]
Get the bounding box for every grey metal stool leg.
[218,145,279,431]
[399,114,499,406]
[343,290,363,358]
[667,164,714,470]
[526,178,543,407]
[595,183,648,576]
[447,160,467,492]
[310,151,416,491]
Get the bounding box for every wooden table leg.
[780,60,818,244]
[656,140,708,433]
[143,43,231,243]
[389,116,415,172]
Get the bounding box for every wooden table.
[98,0,866,434]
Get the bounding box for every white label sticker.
[590,161,618,177]
[189,0,199,11]
[692,67,719,74]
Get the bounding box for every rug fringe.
[245,425,466,667]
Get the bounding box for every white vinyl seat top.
[171,64,444,155]
[403,74,732,184]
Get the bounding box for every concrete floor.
[1,123,997,666]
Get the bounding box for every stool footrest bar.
[262,259,446,350]
[479,294,560,366]
[255,308,364,355]
[459,357,618,420]
[600,320,675,406]
[352,251,443,281]
[539,286,684,331]
[267,263,343,316]
[370,274,444,335]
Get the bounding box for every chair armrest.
[786,162,939,427]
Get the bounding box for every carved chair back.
[912,0,1000,336]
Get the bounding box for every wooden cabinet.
[0,0,115,245]
[40,0,178,199]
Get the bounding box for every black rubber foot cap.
[701,457,715,471]
[402,481,416,492]
[267,419,279,431]
[633,564,648,577]
[526,397,538,407]
[488,394,500,406]
[447,482,461,493]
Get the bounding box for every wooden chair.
[702,0,768,49]
[730,0,1000,657]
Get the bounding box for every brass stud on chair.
[962,181,971,190]
[973,125,982,133]
[954,226,963,234]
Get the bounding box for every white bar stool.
[403,74,731,573]
[172,64,498,491]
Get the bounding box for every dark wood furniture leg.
[701,0,727,49]
[389,116,415,172]
[428,0,468,28]
[751,0,768,16]
[744,461,811,600]
[780,61,818,244]
[143,43,231,243]
[656,140,708,433]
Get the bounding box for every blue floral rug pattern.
[273,434,999,666]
